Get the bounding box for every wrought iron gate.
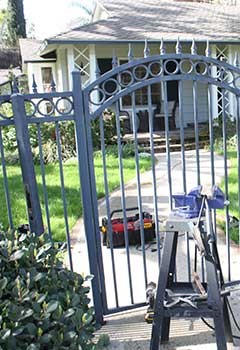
[0,40,240,323]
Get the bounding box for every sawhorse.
[150,214,233,350]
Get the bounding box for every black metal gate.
[0,40,240,324]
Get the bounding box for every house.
[19,0,240,131]
[0,47,21,94]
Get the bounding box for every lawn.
[219,149,240,243]
[0,153,151,241]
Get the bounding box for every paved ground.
[70,149,240,349]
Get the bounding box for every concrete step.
[140,140,208,153]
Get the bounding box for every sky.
[0,0,94,39]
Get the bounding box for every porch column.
[67,46,75,89]
[228,45,235,117]
[57,48,68,91]
[89,44,97,83]
[211,44,218,120]
[89,44,98,109]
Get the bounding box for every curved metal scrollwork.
[86,51,240,118]
[24,95,74,118]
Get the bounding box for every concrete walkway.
[70,149,240,349]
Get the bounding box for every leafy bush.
[91,110,124,150]
[0,229,108,350]
[2,122,77,165]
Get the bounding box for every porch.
[122,123,209,153]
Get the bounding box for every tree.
[0,9,7,44]
[6,0,26,47]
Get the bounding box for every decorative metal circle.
[55,97,73,115]
[133,64,149,81]
[24,99,37,117]
[89,87,106,105]
[233,76,240,89]
[218,68,234,84]
[194,62,208,75]
[102,78,119,96]
[119,70,133,87]
[180,59,193,74]
[0,101,13,119]
[148,62,162,77]
[164,59,179,75]
[36,98,55,116]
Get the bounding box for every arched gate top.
[84,41,240,119]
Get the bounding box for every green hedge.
[0,229,109,349]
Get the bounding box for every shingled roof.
[45,0,240,44]
[19,39,56,63]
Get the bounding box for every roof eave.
[42,38,240,46]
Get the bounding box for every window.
[41,67,53,92]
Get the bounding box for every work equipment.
[100,207,155,248]
[150,186,237,350]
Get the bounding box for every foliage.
[98,142,146,158]
[213,113,237,151]
[3,110,123,164]
[0,229,109,349]
[91,111,119,150]
[217,145,239,244]
[2,122,77,165]
[5,0,26,47]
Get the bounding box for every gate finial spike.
[144,39,150,58]
[234,52,239,68]
[160,37,166,55]
[128,43,134,62]
[95,59,101,78]
[50,74,56,92]
[12,76,19,93]
[191,38,197,55]
[176,37,182,54]
[32,74,38,93]
[112,49,118,69]
[205,40,211,57]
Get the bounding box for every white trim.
[67,46,75,89]
[211,44,218,119]
[89,44,98,110]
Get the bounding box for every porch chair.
[153,100,178,131]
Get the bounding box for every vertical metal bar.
[236,96,240,246]
[72,71,104,323]
[84,104,108,313]
[131,91,148,288]
[222,88,231,281]
[163,81,173,210]
[193,81,201,186]
[208,85,215,186]
[54,121,73,271]
[178,80,186,193]
[36,123,52,241]
[186,232,191,282]
[0,127,14,229]
[208,84,217,234]
[99,114,119,308]
[12,93,44,235]
[115,101,134,304]
[201,257,205,283]
[147,85,161,267]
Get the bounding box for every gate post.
[11,93,44,235]
[72,70,104,324]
